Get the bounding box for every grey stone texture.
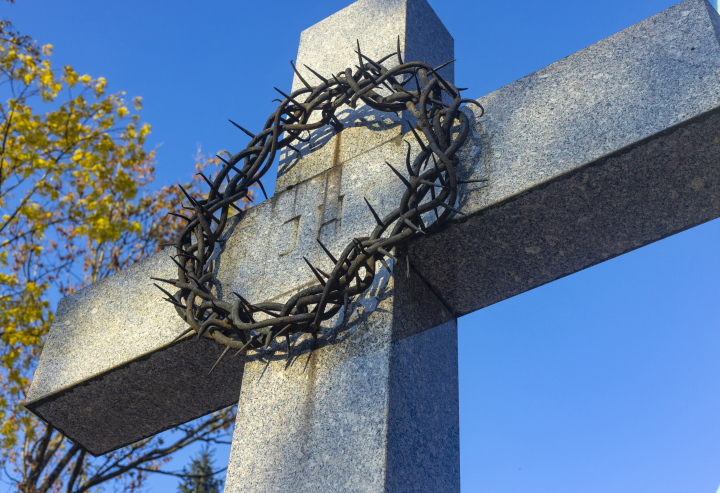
[25,0,720,486]
[408,0,720,318]
[276,0,453,192]
[224,262,459,492]
[26,125,416,454]
[24,252,246,455]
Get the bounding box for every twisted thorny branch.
[155,39,484,370]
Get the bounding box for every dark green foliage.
[177,447,224,493]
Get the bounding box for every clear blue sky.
[4,0,720,491]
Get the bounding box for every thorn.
[234,335,259,357]
[397,35,403,65]
[354,64,372,81]
[419,178,448,189]
[168,212,192,222]
[409,124,430,153]
[456,179,489,184]
[418,215,428,232]
[304,257,327,286]
[247,302,282,318]
[215,154,244,177]
[171,327,194,343]
[196,320,210,339]
[229,119,255,138]
[363,197,385,227]
[208,346,231,375]
[275,323,293,341]
[290,59,313,91]
[377,247,397,262]
[380,78,396,94]
[316,238,338,265]
[274,86,306,112]
[378,256,391,272]
[404,140,414,177]
[257,179,268,200]
[406,251,411,277]
[354,42,382,72]
[150,277,178,285]
[403,218,425,234]
[413,69,422,92]
[159,242,176,248]
[437,202,467,216]
[384,161,412,189]
[163,296,185,309]
[153,282,178,301]
[233,292,257,323]
[169,256,190,274]
[356,39,363,69]
[178,184,198,207]
[216,153,231,166]
[303,64,328,84]
[197,172,222,195]
[398,73,415,87]
[427,59,456,78]
[333,74,351,97]
[232,291,251,307]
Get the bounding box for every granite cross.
[26,0,720,491]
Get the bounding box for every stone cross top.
[26,0,720,490]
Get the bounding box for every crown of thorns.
[153,39,484,371]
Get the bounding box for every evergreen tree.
[177,448,223,493]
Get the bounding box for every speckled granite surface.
[224,260,458,492]
[408,0,720,317]
[25,251,246,455]
[26,0,720,484]
[276,0,453,192]
[25,103,424,455]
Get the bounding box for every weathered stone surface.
[276,0,453,192]
[409,0,720,318]
[25,115,414,454]
[224,259,459,492]
[24,251,246,455]
[23,251,247,455]
[27,337,245,456]
[27,0,720,478]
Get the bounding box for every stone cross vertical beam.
[225,1,461,490]
[274,0,453,192]
[25,0,720,490]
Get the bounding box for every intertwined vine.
[153,40,484,370]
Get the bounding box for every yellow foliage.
[0,14,157,478]
[0,18,246,491]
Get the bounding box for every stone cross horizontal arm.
[26,0,720,489]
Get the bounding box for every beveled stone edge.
[22,334,221,456]
[414,102,720,318]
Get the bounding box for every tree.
[0,16,252,493]
[177,448,223,493]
